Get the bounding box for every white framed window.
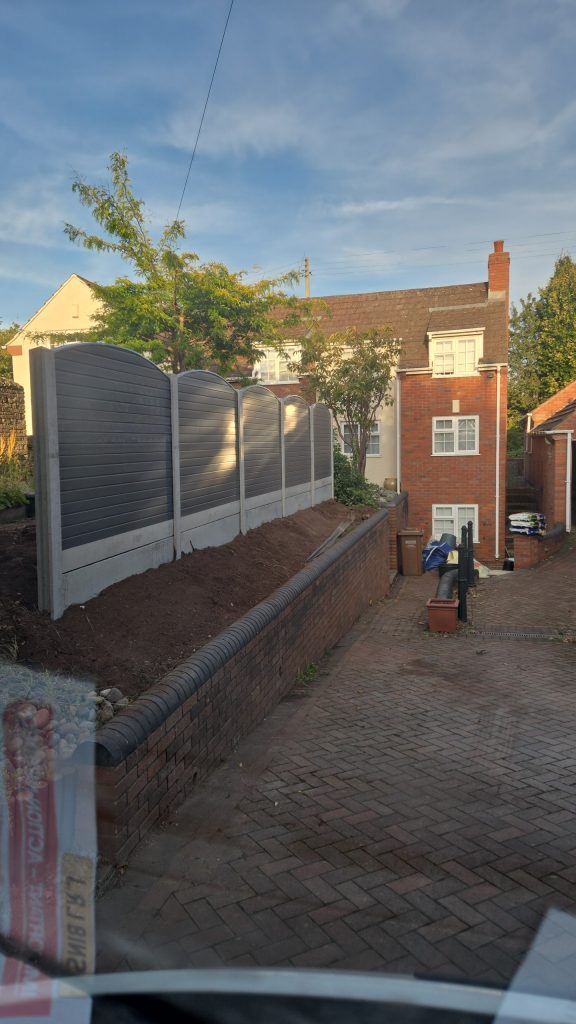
[429,331,483,377]
[432,338,455,376]
[432,504,479,542]
[432,415,479,455]
[342,422,380,457]
[254,345,300,383]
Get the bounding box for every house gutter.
[495,365,501,560]
[396,374,401,493]
[478,363,507,561]
[566,431,573,532]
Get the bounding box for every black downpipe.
[458,534,468,622]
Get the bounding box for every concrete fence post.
[170,375,182,560]
[30,347,63,618]
[330,424,335,499]
[280,401,287,517]
[238,389,247,534]
[310,407,315,506]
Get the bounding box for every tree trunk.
[356,429,368,477]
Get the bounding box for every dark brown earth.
[0,503,365,698]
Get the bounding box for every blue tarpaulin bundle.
[422,541,452,572]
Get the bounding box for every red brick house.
[251,241,510,565]
[397,241,509,565]
[524,383,576,533]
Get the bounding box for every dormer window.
[428,330,484,377]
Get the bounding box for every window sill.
[431,451,479,457]
[431,371,480,379]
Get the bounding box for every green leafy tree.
[537,255,576,394]
[508,254,576,436]
[0,323,20,380]
[292,324,401,476]
[64,152,302,373]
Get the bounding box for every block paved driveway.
[97,542,576,985]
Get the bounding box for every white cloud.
[344,0,411,15]
[333,196,483,216]
[0,258,56,288]
[0,180,70,248]
[148,199,242,236]
[167,102,307,158]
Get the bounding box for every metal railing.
[456,521,475,622]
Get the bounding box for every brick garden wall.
[0,381,27,455]
[514,524,566,569]
[92,509,391,867]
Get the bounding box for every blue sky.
[1,0,575,326]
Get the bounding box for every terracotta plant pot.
[426,597,459,633]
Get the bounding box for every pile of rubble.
[1,665,132,777]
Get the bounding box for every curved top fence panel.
[177,371,239,517]
[240,387,282,500]
[312,403,333,482]
[282,396,311,489]
[55,344,172,550]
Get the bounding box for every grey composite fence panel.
[313,403,333,481]
[178,371,239,515]
[55,344,172,549]
[177,371,241,551]
[31,343,334,619]
[32,343,174,619]
[242,388,282,499]
[283,397,311,488]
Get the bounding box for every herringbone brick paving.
[97,543,576,984]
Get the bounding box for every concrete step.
[507,488,538,501]
[507,503,540,514]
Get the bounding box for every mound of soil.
[0,503,366,698]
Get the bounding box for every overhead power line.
[175,0,235,222]
[312,248,574,278]
[243,231,575,283]
[309,230,576,268]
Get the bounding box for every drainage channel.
[461,627,571,642]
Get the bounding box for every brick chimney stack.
[488,240,510,309]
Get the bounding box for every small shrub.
[0,483,28,511]
[333,446,380,507]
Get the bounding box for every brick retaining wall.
[0,381,27,455]
[91,509,391,866]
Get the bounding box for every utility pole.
[304,256,310,298]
